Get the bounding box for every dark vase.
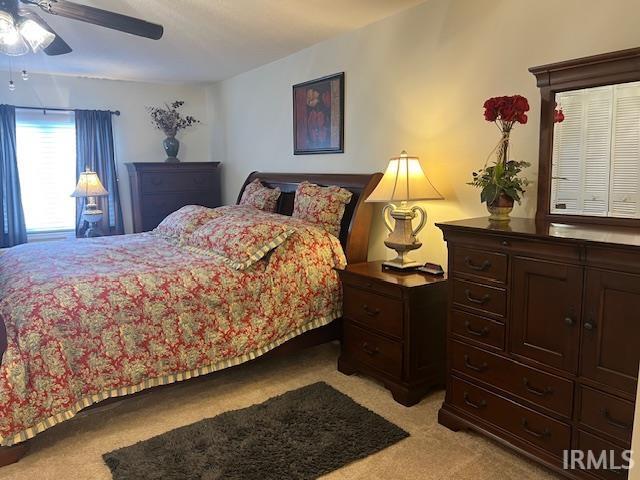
[163,136,180,162]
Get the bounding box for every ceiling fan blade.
[40,0,164,40]
[17,10,72,55]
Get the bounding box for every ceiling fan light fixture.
[0,11,19,45]
[18,18,55,52]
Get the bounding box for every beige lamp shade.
[71,168,109,198]
[366,151,443,203]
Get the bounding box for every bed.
[0,171,382,466]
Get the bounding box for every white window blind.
[551,81,640,219]
[15,109,77,233]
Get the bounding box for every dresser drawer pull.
[464,289,490,305]
[361,304,381,317]
[463,354,488,373]
[463,392,487,409]
[464,257,491,272]
[501,240,510,247]
[521,418,550,439]
[602,408,632,431]
[522,377,553,397]
[151,177,163,186]
[464,320,489,337]
[361,342,379,356]
[193,177,207,185]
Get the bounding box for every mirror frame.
[529,47,640,227]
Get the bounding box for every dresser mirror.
[530,47,640,227]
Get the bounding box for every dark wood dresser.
[126,162,221,233]
[437,217,640,479]
[337,261,447,406]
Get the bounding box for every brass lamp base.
[382,201,427,270]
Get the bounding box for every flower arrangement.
[146,101,200,137]
[469,95,531,219]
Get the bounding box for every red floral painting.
[293,73,344,154]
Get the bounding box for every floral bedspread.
[0,216,345,446]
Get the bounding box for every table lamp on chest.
[366,151,443,270]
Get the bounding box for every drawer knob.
[564,316,575,326]
[464,320,489,337]
[361,342,379,356]
[501,240,510,247]
[464,289,491,305]
[463,354,488,373]
[361,304,381,316]
[151,177,163,186]
[583,320,596,331]
[602,408,632,431]
[463,392,487,409]
[464,257,491,272]
[522,377,553,397]
[521,418,551,439]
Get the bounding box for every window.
[551,81,640,218]
[15,109,77,233]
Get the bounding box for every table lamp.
[366,151,443,270]
[71,168,109,238]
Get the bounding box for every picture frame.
[293,72,344,155]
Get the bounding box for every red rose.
[554,109,565,123]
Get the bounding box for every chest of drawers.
[437,217,640,480]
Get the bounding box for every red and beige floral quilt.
[0,207,346,446]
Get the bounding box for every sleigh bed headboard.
[237,172,382,264]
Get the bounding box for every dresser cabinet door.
[510,257,582,372]
[581,269,640,394]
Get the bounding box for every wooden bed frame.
[0,171,382,467]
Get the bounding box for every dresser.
[126,162,221,233]
[437,217,640,479]
[337,261,447,406]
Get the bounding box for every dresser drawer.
[141,171,217,193]
[450,340,573,417]
[140,192,218,231]
[343,286,402,338]
[452,278,506,318]
[578,386,634,445]
[450,376,571,457]
[450,309,504,351]
[452,245,507,284]
[575,430,631,480]
[340,272,402,299]
[343,322,402,378]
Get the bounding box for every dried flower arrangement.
[146,101,200,137]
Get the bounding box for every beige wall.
[0,73,210,233]
[206,0,640,266]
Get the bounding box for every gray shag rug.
[103,382,408,480]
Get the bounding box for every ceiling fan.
[0,0,164,56]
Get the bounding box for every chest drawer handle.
[501,240,510,247]
[521,419,550,439]
[361,304,381,316]
[361,342,379,356]
[150,177,163,186]
[463,354,488,373]
[463,392,487,409]
[464,257,491,271]
[464,320,489,337]
[522,378,553,397]
[464,289,490,305]
[602,409,632,431]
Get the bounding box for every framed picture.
[293,72,344,155]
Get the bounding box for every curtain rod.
[13,105,121,116]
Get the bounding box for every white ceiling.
[0,0,424,84]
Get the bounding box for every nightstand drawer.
[450,309,504,350]
[343,285,403,338]
[453,246,507,284]
[578,386,634,445]
[343,322,402,378]
[450,376,571,458]
[340,272,402,299]
[450,340,573,417]
[452,278,506,318]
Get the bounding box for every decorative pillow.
[292,182,353,237]
[154,205,221,241]
[239,178,281,212]
[186,214,294,270]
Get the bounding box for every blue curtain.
[0,105,27,247]
[75,110,124,236]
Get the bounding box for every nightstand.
[337,260,447,406]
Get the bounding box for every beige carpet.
[0,342,561,480]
